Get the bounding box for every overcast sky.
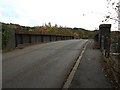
[0,0,118,30]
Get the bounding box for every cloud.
[0,8,19,18]
[0,0,118,30]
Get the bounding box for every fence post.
[41,35,43,42]
[29,34,31,43]
[50,35,52,41]
[15,33,17,47]
[20,34,23,44]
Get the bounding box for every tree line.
[1,22,97,49]
[1,22,96,37]
[1,22,119,50]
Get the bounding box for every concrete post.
[99,24,111,57]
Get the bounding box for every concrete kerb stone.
[62,40,88,89]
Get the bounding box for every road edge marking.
[63,41,88,89]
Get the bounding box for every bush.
[2,30,11,49]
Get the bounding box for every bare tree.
[102,0,119,24]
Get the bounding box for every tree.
[102,0,119,24]
[104,0,120,57]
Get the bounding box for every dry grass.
[101,56,120,88]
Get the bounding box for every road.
[3,39,87,88]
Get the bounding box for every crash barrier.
[5,29,74,49]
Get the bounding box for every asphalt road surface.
[3,39,88,88]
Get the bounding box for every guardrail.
[5,29,74,49]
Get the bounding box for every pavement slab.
[69,40,113,88]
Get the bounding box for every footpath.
[69,40,113,88]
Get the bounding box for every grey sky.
[0,0,118,30]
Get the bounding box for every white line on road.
[63,41,88,89]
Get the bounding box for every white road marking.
[63,41,88,89]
